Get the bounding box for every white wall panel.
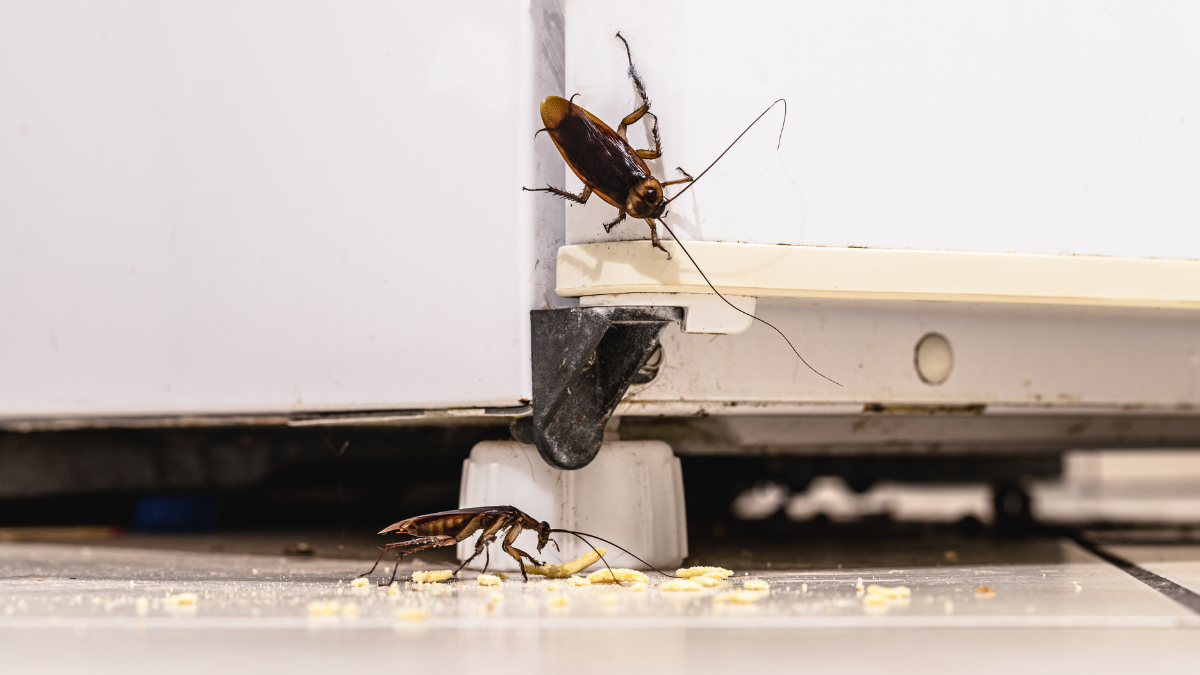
[564,1,1200,260]
[0,1,563,418]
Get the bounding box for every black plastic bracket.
[511,306,683,470]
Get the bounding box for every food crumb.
[541,581,561,591]
[412,570,454,583]
[943,600,955,615]
[134,598,149,616]
[565,576,591,587]
[691,575,722,588]
[340,602,361,617]
[394,607,428,621]
[600,594,618,606]
[676,566,733,580]
[865,584,910,599]
[659,578,704,592]
[743,579,769,591]
[974,586,997,598]
[1074,582,1083,593]
[388,582,401,596]
[801,583,808,593]
[476,574,502,586]
[350,577,370,588]
[526,548,607,578]
[587,568,649,585]
[944,550,959,563]
[163,593,199,606]
[855,578,864,592]
[548,594,569,608]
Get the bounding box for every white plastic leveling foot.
[456,440,687,572]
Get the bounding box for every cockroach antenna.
[657,98,841,386]
[550,528,679,579]
[656,217,841,386]
[663,98,787,207]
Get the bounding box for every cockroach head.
[535,521,554,552]
[625,177,665,219]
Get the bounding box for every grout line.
[1073,535,1200,615]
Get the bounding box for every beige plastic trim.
[557,241,1200,309]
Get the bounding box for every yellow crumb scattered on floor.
[350,577,369,588]
[548,594,569,608]
[525,547,607,578]
[565,576,591,587]
[541,581,562,591]
[307,600,342,616]
[476,574,502,586]
[600,594,618,606]
[587,568,649,585]
[676,566,733,580]
[691,575,722,588]
[742,579,770,591]
[340,602,360,617]
[411,570,454,583]
[163,593,199,606]
[855,578,865,592]
[628,582,648,592]
[388,582,401,596]
[715,590,767,604]
[974,586,997,598]
[865,584,911,599]
[659,578,704,592]
[394,607,428,621]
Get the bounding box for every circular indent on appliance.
[915,333,953,385]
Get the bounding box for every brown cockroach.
[525,33,839,385]
[357,505,671,585]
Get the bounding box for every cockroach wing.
[377,506,518,535]
[540,96,650,211]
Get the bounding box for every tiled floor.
[1,537,1198,673]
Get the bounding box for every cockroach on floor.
[357,505,670,585]
[525,33,839,386]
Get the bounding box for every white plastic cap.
[456,440,688,571]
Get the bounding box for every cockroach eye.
[645,188,658,203]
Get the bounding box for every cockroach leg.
[645,218,672,259]
[360,535,456,586]
[358,535,446,579]
[615,32,650,111]
[504,544,543,583]
[617,103,648,142]
[633,112,663,160]
[662,166,694,188]
[454,532,498,575]
[602,210,627,233]
[614,32,662,160]
[523,184,592,205]
[383,538,453,586]
[620,107,662,160]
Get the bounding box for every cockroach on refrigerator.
[356,505,673,585]
[525,32,839,385]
